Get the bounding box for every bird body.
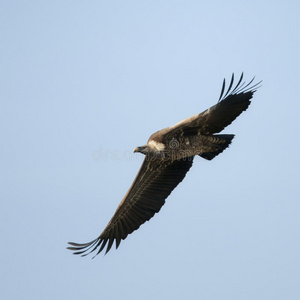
[68,73,261,257]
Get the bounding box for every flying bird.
[68,73,261,257]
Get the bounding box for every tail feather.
[199,134,234,160]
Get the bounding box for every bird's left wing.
[67,156,193,257]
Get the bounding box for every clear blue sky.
[1,1,300,299]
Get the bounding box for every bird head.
[133,145,150,155]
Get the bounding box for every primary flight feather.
[67,73,261,257]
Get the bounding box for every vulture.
[68,73,261,257]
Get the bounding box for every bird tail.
[199,134,234,160]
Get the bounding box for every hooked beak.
[133,147,140,153]
[133,145,148,154]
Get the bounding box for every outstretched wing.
[67,156,193,256]
[157,73,261,139]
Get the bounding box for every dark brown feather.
[67,157,193,256]
[153,74,261,141]
[67,73,261,258]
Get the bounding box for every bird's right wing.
[159,73,261,139]
[67,156,193,256]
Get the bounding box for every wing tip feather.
[67,236,118,258]
[218,72,261,103]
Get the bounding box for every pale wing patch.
[172,112,200,127]
[148,140,165,151]
[164,112,201,133]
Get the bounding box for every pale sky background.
[1,1,300,299]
